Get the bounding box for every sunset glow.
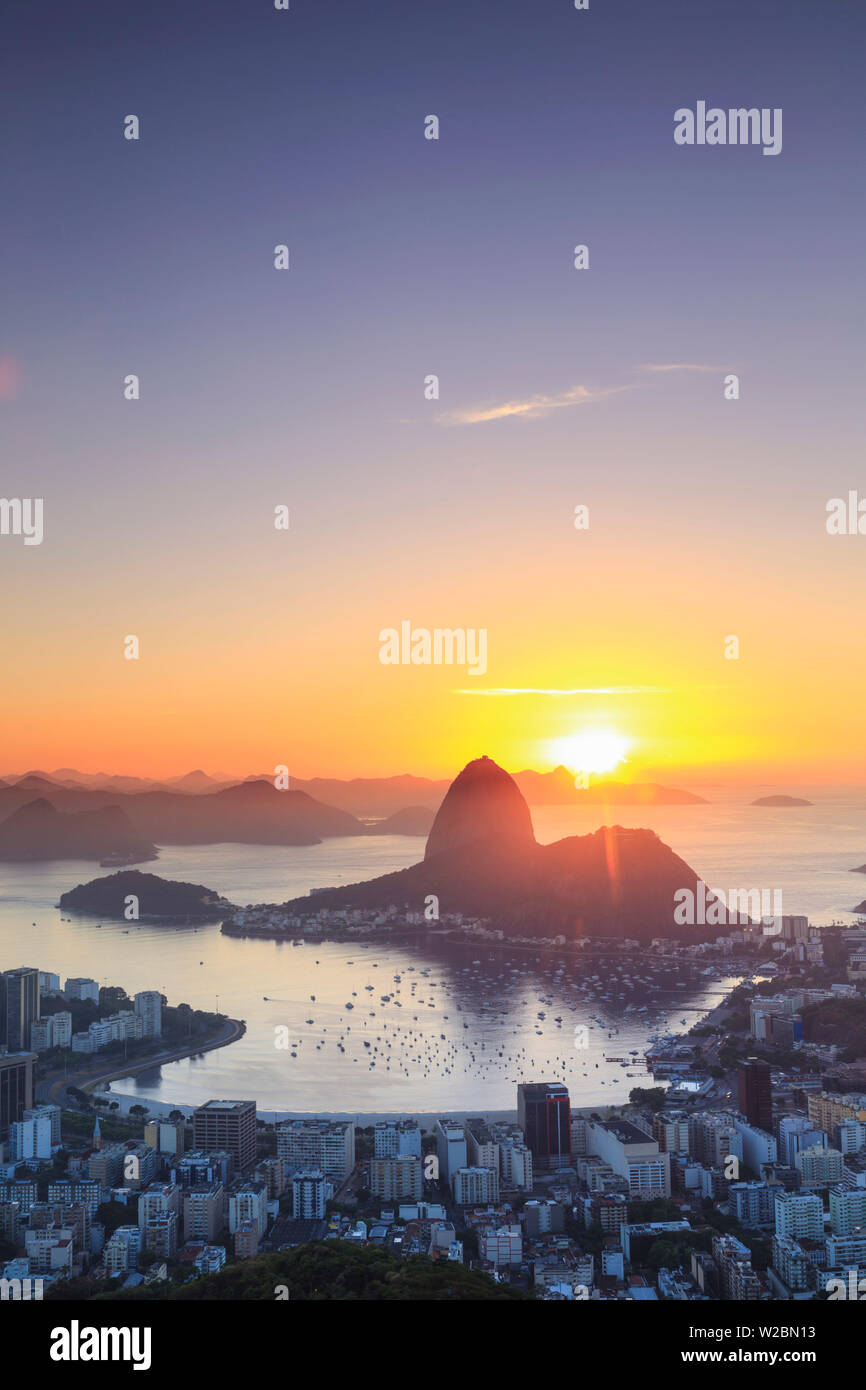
[549,730,630,777]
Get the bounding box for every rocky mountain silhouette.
[281,757,714,942]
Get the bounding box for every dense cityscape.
[3,905,866,1304]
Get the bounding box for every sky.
[1,0,864,783]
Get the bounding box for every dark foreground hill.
[49,1242,531,1301]
[282,756,715,943]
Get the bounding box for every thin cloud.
[637,363,719,373]
[455,686,674,697]
[439,383,627,425]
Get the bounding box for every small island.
[751,795,813,807]
[850,864,866,875]
[59,869,236,921]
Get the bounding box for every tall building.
[183,1183,225,1242]
[0,1051,35,1142]
[777,1115,826,1165]
[465,1118,500,1173]
[228,1183,268,1238]
[9,1113,53,1161]
[738,1059,773,1132]
[728,1182,776,1229]
[587,1118,670,1199]
[0,968,40,1052]
[490,1123,534,1190]
[138,1182,181,1234]
[434,1119,467,1185]
[795,1145,843,1188]
[829,1187,866,1236]
[24,1104,61,1146]
[192,1100,256,1171]
[734,1117,778,1172]
[369,1156,424,1202]
[276,1118,354,1184]
[517,1082,572,1172]
[292,1169,328,1219]
[712,1233,761,1300]
[133,991,162,1039]
[774,1189,823,1241]
[373,1119,421,1159]
[144,1119,186,1156]
[690,1112,743,1168]
[653,1113,691,1154]
[452,1166,499,1205]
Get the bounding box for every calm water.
[0,792,863,1115]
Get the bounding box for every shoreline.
[38,1016,246,1108]
[85,1097,629,1127]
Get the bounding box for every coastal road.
[36,1016,246,1110]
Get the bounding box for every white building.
[277,1119,354,1184]
[435,1119,467,1185]
[24,1104,61,1146]
[480,1225,523,1267]
[734,1118,778,1173]
[795,1146,843,1188]
[834,1119,866,1154]
[452,1166,499,1205]
[9,1115,54,1161]
[373,1120,421,1159]
[774,1189,824,1241]
[103,1226,142,1273]
[133,991,162,1039]
[830,1187,866,1236]
[777,1115,826,1165]
[292,1169,329,1220]
[588,1118,670,1199]
[228,1183,269,1238]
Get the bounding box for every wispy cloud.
[455,686,673,697]
[439,383,626,425]
[636,363,719,373]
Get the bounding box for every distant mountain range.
[0,765,707,820]
[0,781,367,859]
[279,755,717,943]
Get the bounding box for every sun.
[550,730,630,776]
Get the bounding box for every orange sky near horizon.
[5,522,864,785]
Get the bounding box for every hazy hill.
[751,795,813,807]
[0,780,365,848]
[366,806,436,836]
[0,799,157,863]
